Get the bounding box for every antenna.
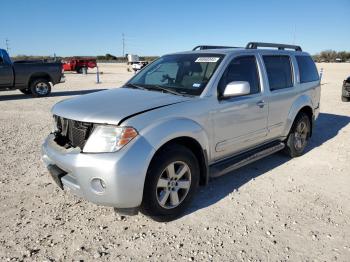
[122,33,125,57]
[5,38,10,52]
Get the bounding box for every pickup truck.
[42,42,321,221]
[62,57,97,74]
[0,49,65,97]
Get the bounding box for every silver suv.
[42,42,321,220]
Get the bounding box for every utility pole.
[5,38,10,52]
[122,33,125,57]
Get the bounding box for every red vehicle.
[62,57,97,73]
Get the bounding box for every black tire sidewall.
[141,145,200,221]
[30,79,51,97]
[286,113,311,157]
[341,96,350,102]
[20,88,32,95]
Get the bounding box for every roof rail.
[246,42,302,51]
[192,45,237,51]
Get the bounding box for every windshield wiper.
[125,83,148,91]
[150,85,184,96]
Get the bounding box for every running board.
[210,142,285,178]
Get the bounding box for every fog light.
[91,178,106,194]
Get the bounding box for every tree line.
[312,50,350,62]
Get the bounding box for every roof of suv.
[170,42,310,56]
[172,48,310,56]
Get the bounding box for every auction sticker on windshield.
[195,57,220,63]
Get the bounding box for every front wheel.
[141,145,199,221]
[30,79,51,97]
[284,113,311,158]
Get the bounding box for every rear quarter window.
[296,56,319,83]
[263,55,293,91]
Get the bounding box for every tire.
[76,67,83,74]
[284,112,311,158]
[141,144,200,221]
[30,78,51,97]
[19,88,32,95]
[341,96,350,102]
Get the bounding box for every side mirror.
[222,81,250,98]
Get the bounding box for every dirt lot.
[0,63,349,261]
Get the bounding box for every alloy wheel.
[156,161,191,209]
[35,82,49,95]
[294,121,308,150]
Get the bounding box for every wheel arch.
[150,136,209,186]
[28,73,53,87]
[284,102,314,138]
[140,118,210,186]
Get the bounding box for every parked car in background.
[62,57,97,74]
[0,49,65,97]
[42,42,320,221]
[131,61,149,73]
[342,76,350,102]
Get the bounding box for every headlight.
[83,125,138,153]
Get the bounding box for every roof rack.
[246,42,302,51]
[192,45,237,51]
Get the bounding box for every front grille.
[54,115,93,149]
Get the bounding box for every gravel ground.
[0,63,349,261]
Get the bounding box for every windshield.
[127,53,224,96]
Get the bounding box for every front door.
[212,55,268,161]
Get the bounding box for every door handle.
[256,100,265,108]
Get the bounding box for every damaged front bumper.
[41,133,155,209]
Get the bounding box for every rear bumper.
[41,134,155,208]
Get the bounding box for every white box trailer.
[127,54,140,64]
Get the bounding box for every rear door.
[0,50,14,88]
[212,55,268,160]
[261,54,297,139]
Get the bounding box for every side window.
[296,56,319,83]
[263,56,293,91]
[0,56,3,63]
[219,56,260,95]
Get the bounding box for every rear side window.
[218,56,260,95]
[296,56,319,83]
[263,56,293,91]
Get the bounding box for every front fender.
[139,117,210,157]
[282,94,314,137]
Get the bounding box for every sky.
[1,0,349,56]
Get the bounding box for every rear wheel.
[76,67,82,74]
[30,78,51,97]
[141,145,199,221]
[20,88,32,95]
[284,113,311,158]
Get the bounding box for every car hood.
[52,87,190,125]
